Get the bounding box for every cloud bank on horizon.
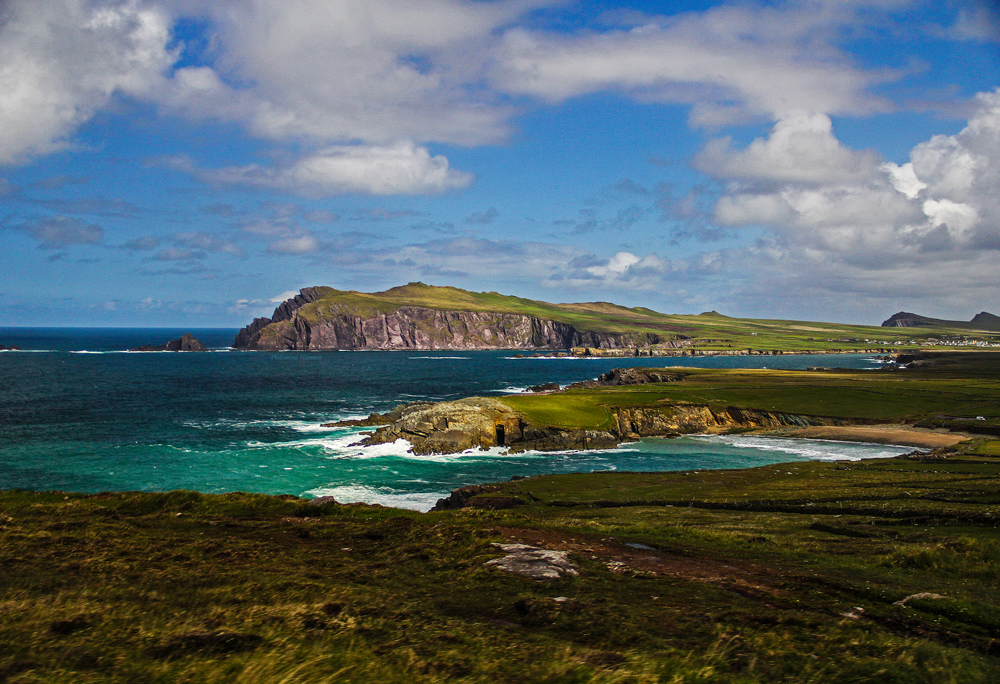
[0,0,998,326]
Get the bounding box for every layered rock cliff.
[234,288,677,351]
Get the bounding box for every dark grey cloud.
[22,216,103,249]
[465,207,498,224]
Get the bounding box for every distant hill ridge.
[881,311,1000,332]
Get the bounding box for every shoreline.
[750,424,969,449]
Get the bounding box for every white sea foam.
[504,356,596,360]
[688,434,909,461]
[304,484,442,511]
[408,356,469,360]
[496,386,530,394]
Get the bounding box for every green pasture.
[501,359,1000,430]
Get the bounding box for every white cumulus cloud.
[194,142,473,196]
[702,87,1000,315]
[493,2,891,125]
[695,112,881,184]
[0,0,174,164]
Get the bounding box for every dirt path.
[498,526,785,601]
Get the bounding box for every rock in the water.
[568,367,684,389]
[360,397,526,454]
[485,543,579,580]
[526,382,559,393]
[0,344,22,351]
[130,333,207,352]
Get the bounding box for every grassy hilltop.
[276,283,1000,352]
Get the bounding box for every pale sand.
[756,425,969,449]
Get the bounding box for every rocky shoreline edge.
[322,366,957,456]
[323,368,941,454]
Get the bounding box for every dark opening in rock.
[495,424,506,446]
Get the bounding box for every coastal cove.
[0,328,909,510]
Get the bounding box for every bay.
[0,327,909,510]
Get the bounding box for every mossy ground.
[3,441,1000,683]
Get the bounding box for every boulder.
[484,543,579,580]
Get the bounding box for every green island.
[3,351,1000,682]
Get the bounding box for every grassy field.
[289,283,1000,352]
[2,445,999,683]
[500,353,1000,432]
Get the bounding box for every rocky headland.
[233,283,988,353]
[332,366,846,455]
[234,286,682,351]
[349,397,837,455]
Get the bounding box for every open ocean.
[0,327,911,510]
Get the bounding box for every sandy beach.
[756,425,970,449]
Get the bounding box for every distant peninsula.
[233,283,998,353]
[881,310,1000,331]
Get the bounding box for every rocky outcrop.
[609,405,825,441]
[431,483,531,511]
[349,394,842,456]
[130,333,206,352]
[233,287,325,349]
[357,398,526,454]
[567,367,685,389]
[484,543,579,579]
[233,289,671,351]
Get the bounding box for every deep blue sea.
[0,328,910,510]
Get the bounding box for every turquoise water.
[0,328,909,510]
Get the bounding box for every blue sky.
[1,0,998,327]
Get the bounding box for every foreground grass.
[3,444,1000,683]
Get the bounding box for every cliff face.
[234,289,666,351]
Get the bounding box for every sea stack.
[130,333,207,352]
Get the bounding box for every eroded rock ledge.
[338,398,839,456]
